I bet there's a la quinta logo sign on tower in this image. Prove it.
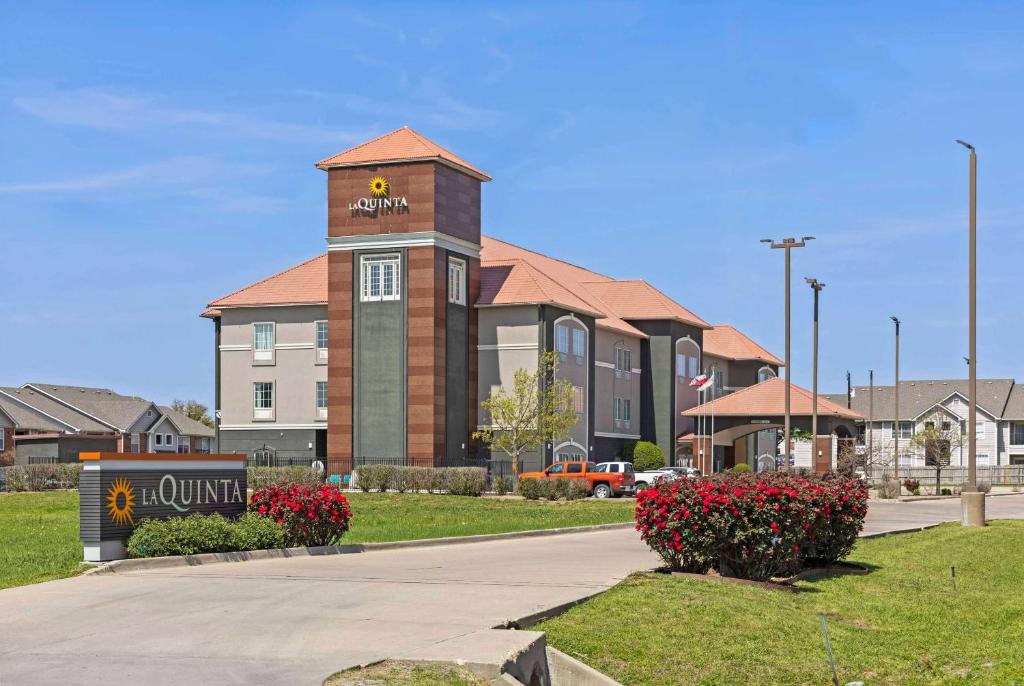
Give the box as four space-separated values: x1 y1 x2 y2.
349 175 410 215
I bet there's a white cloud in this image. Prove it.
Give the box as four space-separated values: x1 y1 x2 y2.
0 156 221 193
13 86 363 144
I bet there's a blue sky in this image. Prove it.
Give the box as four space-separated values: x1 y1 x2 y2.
2 1 1022 408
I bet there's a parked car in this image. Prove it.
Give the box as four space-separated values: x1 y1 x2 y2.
519 461 633 498
633 466 702 491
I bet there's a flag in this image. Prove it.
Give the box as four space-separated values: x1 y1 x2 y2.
689 374 709 388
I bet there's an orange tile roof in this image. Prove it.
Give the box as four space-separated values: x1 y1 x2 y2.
315 126 491 181
580 280 710 329
204 254 327 315
203 237 710 340
703 324 783 366
681 377 863 419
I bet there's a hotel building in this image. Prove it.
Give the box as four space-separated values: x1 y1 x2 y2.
204 127 796 473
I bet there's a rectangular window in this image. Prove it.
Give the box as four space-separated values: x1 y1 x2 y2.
975 421 986 438
1012 423 1024 446
623 398 631 422
360 254 401 302
254 382 274 420
555 324 569 354
253 322 274 361
614 348 631 374
572 328 585 358
0 430 4 452
178 436 189 454
155 434 162 446
942 421 952 432
448 257 466 305
573 385 585 414
164 434 175 448
315 321 328 360
131 433 140 453
688 355 699 379
898 421 913 439
880 421 893 437
977 453 990 466
316 381 328 421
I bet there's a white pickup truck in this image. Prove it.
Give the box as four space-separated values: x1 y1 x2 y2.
632 467 701 491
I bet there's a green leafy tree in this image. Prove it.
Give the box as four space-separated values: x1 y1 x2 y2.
910 411 964 495
172 399 215 429
632 441 666 471
473 351 578 479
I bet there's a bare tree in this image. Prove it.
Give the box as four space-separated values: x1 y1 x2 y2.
910 411 965 495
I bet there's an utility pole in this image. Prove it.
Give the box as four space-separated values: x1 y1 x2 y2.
762 236 814 470
957 139 985 526
806 278 825 466
868 370 874 472
846 371 852 409
891 316 901 486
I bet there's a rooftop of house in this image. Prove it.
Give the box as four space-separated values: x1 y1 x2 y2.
0 386 110 433
25 383 156 432
683 377 863 420
314 126 491 181
703 324 784 367
157 406 215 438
822 378 1020 421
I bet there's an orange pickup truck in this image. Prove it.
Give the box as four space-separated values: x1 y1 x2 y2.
519 461 634 498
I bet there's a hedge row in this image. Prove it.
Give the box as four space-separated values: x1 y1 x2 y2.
247 465 321 490
353 465 488 496
519 478 589 501
635 472 868 580
126 512 286 558
1 464 82 491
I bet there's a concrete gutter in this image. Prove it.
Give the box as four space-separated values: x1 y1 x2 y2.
84 522 634 575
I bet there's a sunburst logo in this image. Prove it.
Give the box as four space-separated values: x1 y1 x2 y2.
369 176 389 197
106 477 135 526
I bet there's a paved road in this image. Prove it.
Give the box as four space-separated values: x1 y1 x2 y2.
2 496 1022 686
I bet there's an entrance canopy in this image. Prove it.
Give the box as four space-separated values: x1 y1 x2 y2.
682 377 863 422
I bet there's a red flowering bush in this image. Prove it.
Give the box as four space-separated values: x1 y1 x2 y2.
635 472 868 581
249 482 352 547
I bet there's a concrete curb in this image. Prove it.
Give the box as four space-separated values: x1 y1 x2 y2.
859 522 945 539
84 522 635 575
546 647 625 686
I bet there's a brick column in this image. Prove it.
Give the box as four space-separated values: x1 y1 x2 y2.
327 251 354 471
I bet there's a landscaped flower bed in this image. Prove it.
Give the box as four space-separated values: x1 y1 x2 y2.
634 472 868 581
249 482 352 547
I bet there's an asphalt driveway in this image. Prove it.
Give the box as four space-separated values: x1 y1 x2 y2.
1 495 1022 686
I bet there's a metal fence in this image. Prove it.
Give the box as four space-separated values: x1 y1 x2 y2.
241 453 519 481
866 465 1024 486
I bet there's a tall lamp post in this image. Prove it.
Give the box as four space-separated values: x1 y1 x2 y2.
957 139 985 527
762 236 814 470
891 316 901 486
805 278 825 467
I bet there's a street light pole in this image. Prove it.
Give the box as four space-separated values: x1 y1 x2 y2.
957 138 985 526
891 316 901 486
806 278 825 465
763 236 814 471
868 369 874 469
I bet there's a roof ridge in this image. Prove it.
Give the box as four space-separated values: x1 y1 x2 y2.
484 236 615 281
315 126 409 167
208 253 326 307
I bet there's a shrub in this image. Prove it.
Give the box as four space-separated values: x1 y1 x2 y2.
519 478 543 500
247 466 320 490
635 472 868 580
731 463 753 473
354 464 395 493
231 512 289 551
551 477 572 500
632 441 665 472
567 480 590 500
249 483 352 547
903 479 920 494
127 513 236 558
491 474 514 495
406 467 433 493
877 472 900 499
941 487 953 496
1 464 82 492
445 467 488 496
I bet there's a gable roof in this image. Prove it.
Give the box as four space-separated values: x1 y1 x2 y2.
158 406 215 438
682 377 863 419
826 379 1016 421
702 324 783 366
480 236 709 334
1004 384 1024 420
315 126 491 181
24 384 157 432
478 259 605 320
0 387 109 433
204 254 328 316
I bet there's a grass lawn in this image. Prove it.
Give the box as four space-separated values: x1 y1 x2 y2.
343 492 634 543
0 490 633 589
324 660 488 685
539 521 1024 686
0 491 86 589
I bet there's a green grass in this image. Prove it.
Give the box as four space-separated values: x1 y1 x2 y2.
324 660 488 685
0 491 86 589
342 492 634 543
0 490 633 589
539 520 1024 685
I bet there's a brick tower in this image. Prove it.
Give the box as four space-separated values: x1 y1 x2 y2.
315 127 490 471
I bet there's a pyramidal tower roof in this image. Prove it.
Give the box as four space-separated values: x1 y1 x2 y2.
315 126 491 181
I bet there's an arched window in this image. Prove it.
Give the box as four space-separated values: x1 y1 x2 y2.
757 366 777 383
